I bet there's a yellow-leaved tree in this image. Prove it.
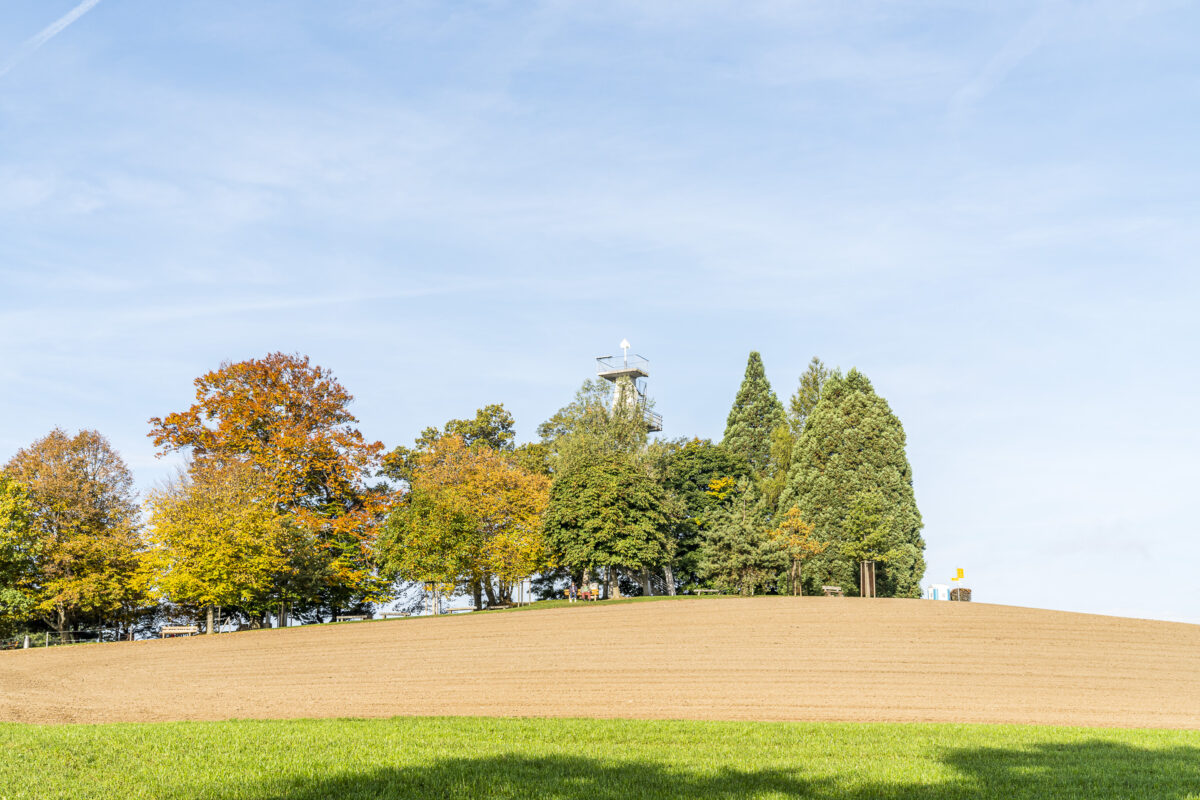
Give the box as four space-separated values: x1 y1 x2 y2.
145 460 299 632
379 435 550 609
768 506 826 596
4 429 150 636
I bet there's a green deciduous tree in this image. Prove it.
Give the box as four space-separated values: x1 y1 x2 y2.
384 404 518 483
780 369 925 597
542 454 671 597
722 351 786 476
4 429 150 634
538 379 648 475
647 438 749 592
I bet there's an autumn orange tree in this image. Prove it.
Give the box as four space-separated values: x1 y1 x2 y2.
768 506 826 596
149 353 396 620
4 429 150 635
378 434 550 609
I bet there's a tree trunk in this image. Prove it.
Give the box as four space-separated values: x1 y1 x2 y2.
663 564 676 596
206 606 215 634
611 567 622 599
860 561 876 598
640 566 653 597
472 579 483 610
483 579 498 608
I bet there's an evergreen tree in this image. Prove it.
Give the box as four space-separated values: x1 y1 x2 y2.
779 369 925 597
759 423 795 512
722 352 785 476
788 356 832 436
695 478 783 595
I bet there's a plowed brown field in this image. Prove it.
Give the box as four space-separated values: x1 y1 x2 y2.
3 598 1198 728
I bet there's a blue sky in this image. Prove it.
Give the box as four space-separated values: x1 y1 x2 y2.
2 1 1198 623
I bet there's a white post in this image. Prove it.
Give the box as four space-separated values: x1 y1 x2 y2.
23 635 30 649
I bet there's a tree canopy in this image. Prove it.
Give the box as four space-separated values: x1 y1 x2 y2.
145 460 297 620
768 506 825 596
3 429 149 633
148 352 396 611
538 379 649 474
695 477 782 595
384 403 518 483
379 433 550 608
787 356 832 436
648 438 749 588
721 351 786 476
542 453 671 582
780 369 924 597
0 473 36 636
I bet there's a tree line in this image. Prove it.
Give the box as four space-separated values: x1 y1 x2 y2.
0 349 924 638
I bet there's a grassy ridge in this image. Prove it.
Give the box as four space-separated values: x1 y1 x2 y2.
3 717 1198 799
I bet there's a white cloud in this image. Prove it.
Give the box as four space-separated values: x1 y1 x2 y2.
0 0 104 78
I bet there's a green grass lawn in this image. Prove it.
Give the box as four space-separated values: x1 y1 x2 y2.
3 717 1198 799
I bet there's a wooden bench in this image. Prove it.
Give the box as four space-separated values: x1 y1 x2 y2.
821 586 845 597
335 615 368 622
377 612 410 619
160 625 199 638
693 588 719 595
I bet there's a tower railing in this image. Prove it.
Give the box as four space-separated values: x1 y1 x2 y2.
596 354 650 376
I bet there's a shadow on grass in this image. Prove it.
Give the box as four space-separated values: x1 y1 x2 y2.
858 740 1200 800
240 754 811 800
234 740 1200 800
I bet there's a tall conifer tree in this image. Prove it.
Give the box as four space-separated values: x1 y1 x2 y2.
722 352 786 476
788 356 832 436
780 369 925 597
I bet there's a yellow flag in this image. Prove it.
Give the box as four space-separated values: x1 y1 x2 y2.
954 568 964 581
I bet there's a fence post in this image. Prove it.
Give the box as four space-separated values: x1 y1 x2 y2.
23 635 30 649
45 632 49 647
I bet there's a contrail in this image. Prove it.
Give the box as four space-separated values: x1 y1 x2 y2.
0 0 104 78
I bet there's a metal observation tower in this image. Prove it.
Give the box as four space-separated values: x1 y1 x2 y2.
595 339 663 432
